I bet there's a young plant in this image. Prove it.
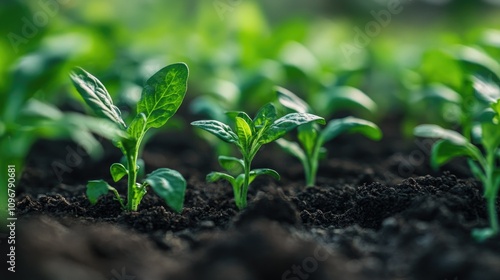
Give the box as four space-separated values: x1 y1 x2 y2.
275 87 382 187
414 76 500 241
70 63 189 212
191 103 325 209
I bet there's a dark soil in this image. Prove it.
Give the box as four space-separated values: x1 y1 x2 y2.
2 118 500 280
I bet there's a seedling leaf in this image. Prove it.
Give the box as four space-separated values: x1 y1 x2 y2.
144 168 186 212
70 67 126 128
260 113 325 144
430 139 483 169
86 180 113 204
110 163 128 182
320 117 382 143
138 63 189 129
191 120 238 143
276 86 310 113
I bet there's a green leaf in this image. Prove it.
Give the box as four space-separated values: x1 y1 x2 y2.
468 159 486 183
260 113 325 144
298 123 318 155
191 120 238 143
110 163 128 182
218 156 244 174
253 103 277 129
235 116 252 146
451 46 500 79
481 122 500 152
430 139 483 169
249 168 280 183
70 67 126 128
137 63 189 130
276 86 311 113
472 75 500 103
226 111 252 125
323 86 377 114
414 124 468 145
206 172 235 185
144 168 186 212
86 180 114 204
412 84 462 104
320 117 382 144
127 113 147 140
275 138 306 163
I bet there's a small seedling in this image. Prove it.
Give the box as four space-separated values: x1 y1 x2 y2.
191 103 325 209
275 87 382 186
70 63 189 212
414 76 500 241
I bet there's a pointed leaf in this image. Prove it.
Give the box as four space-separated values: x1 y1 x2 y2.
414 124 468 145
138 63 189 129
127 112 147 140
260 113 325 144
206 172 235 185
323 86 377 114
320 117 382 144
226 111 252 125
191 120 238 143
298 123 319 155
70 67 126 128
276 86 311 113
144 168 186 212
249 168 280 183
86 180 114 204
253 103 277 129
218 156 244 174
235 116 252 146
275 139 306 162
431 139 483 169
110 163 128 182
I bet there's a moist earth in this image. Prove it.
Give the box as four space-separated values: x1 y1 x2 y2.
3 122 500 280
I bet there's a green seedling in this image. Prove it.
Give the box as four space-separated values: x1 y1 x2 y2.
275 87 382 187
414 76 500 241
70 63 189 212
191 103 325 209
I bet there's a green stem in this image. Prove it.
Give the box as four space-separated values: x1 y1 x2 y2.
305 140 323 187
240 155 251 210
484 150 499 235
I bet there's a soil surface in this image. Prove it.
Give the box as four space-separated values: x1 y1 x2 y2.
2 117 500 280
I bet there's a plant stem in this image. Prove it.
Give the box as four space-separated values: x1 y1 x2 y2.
484 150 499 235
240 155 251 210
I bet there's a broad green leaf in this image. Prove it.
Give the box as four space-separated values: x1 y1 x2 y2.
218 156 244 174
144 168 186 212
70 67 126 128
275 139 306 163
253 103 277 129
481 122 500 152
249 168 280 183
412 84 462 104
191 120 238 143
276 86 310 113
110 163 128 182
137 63 189 129
260 113 325 144
298 123 318 155
127 113 147 140
206 172 235 185
473 76 500 103
430 139 483 169
323 86 377 114
86 180 114 204
320 117 382 144
414 124 468 145
235 116 252 146
451 45 500 79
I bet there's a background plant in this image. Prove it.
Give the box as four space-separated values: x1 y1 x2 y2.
191 103 325 209
275 87 382 186
414 76 500 241
70 63 189 212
